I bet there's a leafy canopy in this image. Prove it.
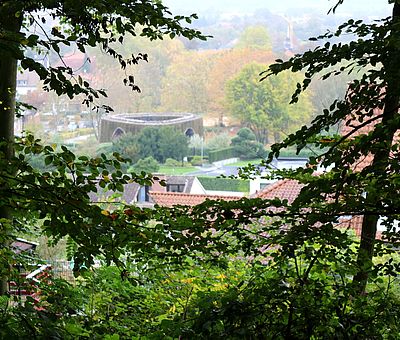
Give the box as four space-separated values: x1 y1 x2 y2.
226 62 314 144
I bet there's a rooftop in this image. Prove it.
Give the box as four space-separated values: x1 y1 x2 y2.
150 191 241 207
255 179 303 204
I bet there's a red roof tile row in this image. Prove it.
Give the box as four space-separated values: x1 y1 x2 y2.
149 191 241 208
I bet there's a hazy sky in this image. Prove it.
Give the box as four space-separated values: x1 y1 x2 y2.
164 0 391 18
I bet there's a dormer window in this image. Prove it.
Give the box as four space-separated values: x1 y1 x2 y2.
166 184 185 193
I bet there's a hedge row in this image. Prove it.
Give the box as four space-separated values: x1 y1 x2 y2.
208 147 237 163
198 176 249 193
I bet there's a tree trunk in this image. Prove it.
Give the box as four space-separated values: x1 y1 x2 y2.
273 131 280 144
0 5 22 295
352 3 400 293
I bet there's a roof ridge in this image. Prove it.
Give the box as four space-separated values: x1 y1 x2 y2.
149 191 241 199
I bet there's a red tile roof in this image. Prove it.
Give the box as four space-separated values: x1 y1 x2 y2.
11 238 38 254
151 180 383 240
149 191 241 207
255 180 385 240
337 215 382 239
341 107 382 137
255 179 303 204
341 107 400 171
341 112 377 172
337 215 363 237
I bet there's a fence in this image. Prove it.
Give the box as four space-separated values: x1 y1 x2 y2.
46 260 75 283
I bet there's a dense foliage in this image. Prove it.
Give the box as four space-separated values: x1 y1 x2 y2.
130 156 160 174
111 127 189 164
1 0 400 338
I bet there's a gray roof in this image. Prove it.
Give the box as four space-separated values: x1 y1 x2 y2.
165 176 195 193
88 175 198 204
88 182 141 204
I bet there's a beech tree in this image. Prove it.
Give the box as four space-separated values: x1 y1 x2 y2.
160 50 217 113
263 0 400 293
235 25 272 50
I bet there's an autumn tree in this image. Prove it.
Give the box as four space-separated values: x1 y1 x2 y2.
92 36 185 115
160 50 217 114
309 63 361 118
207 48 275 126
226 62 314 144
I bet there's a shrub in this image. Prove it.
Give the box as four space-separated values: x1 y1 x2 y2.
164 158 182 167
206 133 231 150
231 128 267 160
130 156 159 173
190 156 205 166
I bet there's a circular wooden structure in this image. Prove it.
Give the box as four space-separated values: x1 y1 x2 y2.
99 113 204 143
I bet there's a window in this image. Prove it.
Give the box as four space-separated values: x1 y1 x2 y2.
166 184 185 193
137 186 150 202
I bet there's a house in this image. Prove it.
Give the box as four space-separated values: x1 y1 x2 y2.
90 175 207 207
16 70 41 96
8 238 51 305
254 178 303 203
149 191 241 207
253 178 371 237
11 238 38 254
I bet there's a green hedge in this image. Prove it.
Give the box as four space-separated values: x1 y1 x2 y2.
198 176 249 193
208 147 237 163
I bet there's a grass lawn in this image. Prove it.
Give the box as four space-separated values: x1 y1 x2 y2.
157 166 197 175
